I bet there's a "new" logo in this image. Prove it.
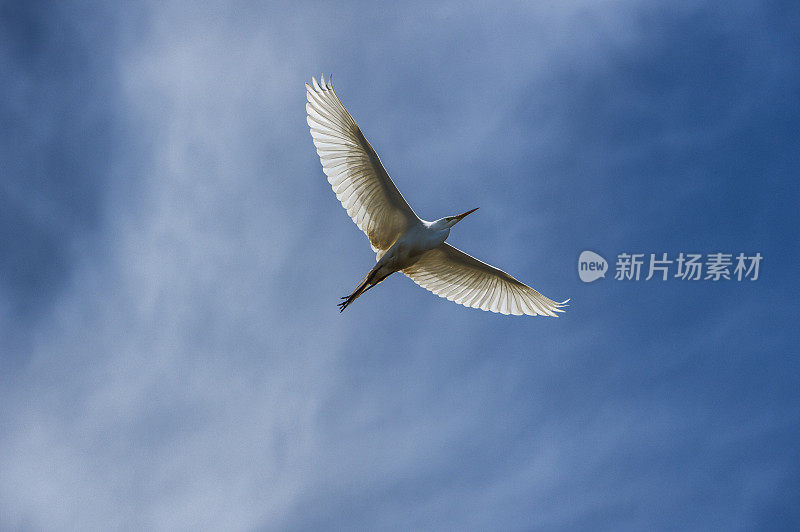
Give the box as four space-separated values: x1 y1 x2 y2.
578 251 608 283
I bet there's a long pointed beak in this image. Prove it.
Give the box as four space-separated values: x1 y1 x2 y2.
455 207 479 221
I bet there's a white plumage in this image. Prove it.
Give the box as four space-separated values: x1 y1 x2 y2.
306 75 568 316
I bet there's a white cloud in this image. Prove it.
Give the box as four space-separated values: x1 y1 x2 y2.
3 1 788 530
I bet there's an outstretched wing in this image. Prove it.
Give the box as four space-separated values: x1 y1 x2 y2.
306 75 419 252
403 243 569 316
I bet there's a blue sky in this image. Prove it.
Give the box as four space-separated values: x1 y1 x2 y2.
1 1 798 529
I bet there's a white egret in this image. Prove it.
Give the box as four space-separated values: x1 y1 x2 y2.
306 75 569 316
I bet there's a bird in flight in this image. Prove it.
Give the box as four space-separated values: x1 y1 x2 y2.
306 75 568 316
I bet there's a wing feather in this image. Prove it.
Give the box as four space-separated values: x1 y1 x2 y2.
306 76 419 252
404 243 569 317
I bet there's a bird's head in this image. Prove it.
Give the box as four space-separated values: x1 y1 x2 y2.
439 207 479 228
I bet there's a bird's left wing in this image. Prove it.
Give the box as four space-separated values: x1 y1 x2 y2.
306 75 419 252
403 243 569 316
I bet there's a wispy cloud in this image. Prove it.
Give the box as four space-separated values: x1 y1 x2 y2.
1 1 798 529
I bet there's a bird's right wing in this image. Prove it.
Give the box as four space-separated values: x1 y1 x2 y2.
306 75 419 252
403 243 569 316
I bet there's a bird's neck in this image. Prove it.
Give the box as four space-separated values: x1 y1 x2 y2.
423 220 451 245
